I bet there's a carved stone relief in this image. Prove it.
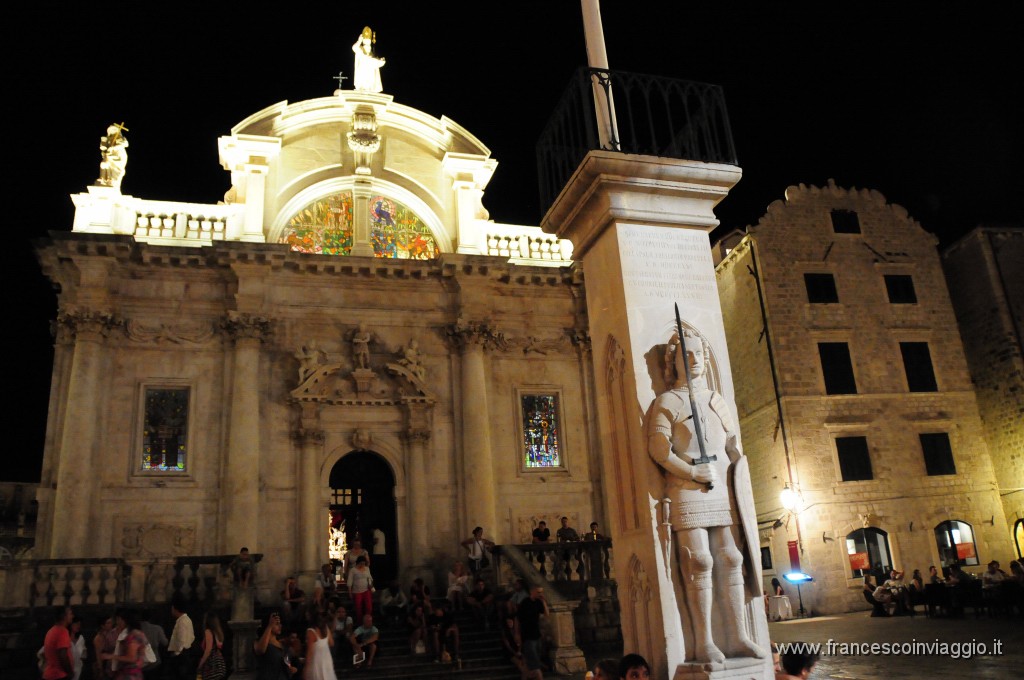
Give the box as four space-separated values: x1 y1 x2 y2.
121 522 196 559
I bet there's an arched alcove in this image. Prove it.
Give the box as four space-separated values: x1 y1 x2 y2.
329 450 398 583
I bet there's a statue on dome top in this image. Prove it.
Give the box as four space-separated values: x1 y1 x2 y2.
96 123 129 190
352 26 385 93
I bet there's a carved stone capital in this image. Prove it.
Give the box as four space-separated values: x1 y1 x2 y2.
52 307 122 344
570 328 592 353
403 429 431 444
221 312 273 342
445 321 508 352
294 428 326 445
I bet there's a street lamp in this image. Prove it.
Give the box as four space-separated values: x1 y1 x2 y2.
780 483 800 512
783 571 813 617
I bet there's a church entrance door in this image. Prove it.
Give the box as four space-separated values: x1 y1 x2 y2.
329 450 397 584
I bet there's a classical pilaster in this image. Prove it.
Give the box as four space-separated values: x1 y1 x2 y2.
49 308 121 557
447 322 507 541
221 312 272 553
402 428 431 564
295 424 326 579
350 181 375 257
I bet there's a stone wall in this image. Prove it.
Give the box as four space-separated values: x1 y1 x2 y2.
942 228 1024 548
716 182 1014 614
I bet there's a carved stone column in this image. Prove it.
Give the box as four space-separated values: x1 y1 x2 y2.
49 308 120 557
222 312 272 553
403 428 431 564
296 419 325 580
448 323 505 541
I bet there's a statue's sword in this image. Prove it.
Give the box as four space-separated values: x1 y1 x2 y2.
675 303 716 490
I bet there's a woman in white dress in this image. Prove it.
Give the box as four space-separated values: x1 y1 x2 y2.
447 561 470 611
304 611 335 680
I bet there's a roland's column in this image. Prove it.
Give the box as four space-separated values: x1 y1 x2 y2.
542 151 770 679
222 311 272 553
449 323 499 540
49 307 119 557
296 415 325 579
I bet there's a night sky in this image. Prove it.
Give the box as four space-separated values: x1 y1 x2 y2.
4 2 1020 481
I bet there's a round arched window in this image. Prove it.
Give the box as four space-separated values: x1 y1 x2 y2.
280 191 439 259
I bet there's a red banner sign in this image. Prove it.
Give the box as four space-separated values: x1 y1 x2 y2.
788 540 801 572
955 542 976 560
848 551 870 570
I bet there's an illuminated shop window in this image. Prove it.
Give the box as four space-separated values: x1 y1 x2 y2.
934 520 979 569
521 394 562 469
141 387 189 472
846 527 892 578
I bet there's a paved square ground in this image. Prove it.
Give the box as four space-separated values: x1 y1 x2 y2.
769 610 1022 678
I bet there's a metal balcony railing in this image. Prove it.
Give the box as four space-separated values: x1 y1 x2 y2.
537 67 738 214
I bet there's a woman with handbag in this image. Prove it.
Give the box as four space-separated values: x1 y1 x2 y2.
460 526 494 575
196 613 226 680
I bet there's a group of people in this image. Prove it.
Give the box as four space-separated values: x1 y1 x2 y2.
38 595 222 680
530 517 606 544
862 558 1024 617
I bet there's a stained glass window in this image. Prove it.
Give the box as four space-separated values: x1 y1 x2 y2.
141 388 189 472
280 192 354 255
280 191 439 259
369 195 439 259
522 394 562 468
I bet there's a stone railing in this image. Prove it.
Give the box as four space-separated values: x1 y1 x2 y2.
28 558 131 609
172 553 262 607
492 539 613 598
485 230 574 264
133 201 235 242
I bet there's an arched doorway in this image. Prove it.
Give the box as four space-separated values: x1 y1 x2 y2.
329 450 397 583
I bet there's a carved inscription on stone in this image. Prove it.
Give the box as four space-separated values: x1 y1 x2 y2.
619 226 717 302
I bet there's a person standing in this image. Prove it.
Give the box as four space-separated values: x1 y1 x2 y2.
347 556 375 624
166 595 195 680
196 612 226 680
556 517 579 543
139 610 167 680
42 606 75 680
516 586 549 680
460 527 494 576
69 617 87 680
531 521 551 544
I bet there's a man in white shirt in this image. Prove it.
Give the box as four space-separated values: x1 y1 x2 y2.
166 595 195 680
982 561 1007 589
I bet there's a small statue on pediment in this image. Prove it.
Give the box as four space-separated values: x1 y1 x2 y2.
398 339 427 381
295 339 325 384
97 123 129 189
351 323 375 370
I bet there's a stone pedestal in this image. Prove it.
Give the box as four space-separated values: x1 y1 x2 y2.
351 368 377 395
547 601 588 675
542 151 770 679
674 657 768 680
228 618 259 674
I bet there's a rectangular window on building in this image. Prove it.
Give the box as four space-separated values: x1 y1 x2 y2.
818 342 857 394
836 436 873 481
760 546 773 571
140 387 190 472
830 209 861 234
920 433 957 475
804 273 839 303
521 393 563 469
884 274 917 304
900 342 938 392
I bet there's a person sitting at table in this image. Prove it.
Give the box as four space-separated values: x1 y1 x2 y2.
881 569 914 615
928 565 944 584
981 561 1007 589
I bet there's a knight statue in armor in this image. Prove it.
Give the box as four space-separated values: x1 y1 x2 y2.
646 328 766 665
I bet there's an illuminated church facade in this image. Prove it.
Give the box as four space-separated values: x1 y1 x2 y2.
35 86 600 596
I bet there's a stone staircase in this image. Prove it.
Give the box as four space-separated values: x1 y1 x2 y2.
321 600 522 680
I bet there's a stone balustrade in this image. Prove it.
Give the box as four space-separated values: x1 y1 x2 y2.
28 558 131 609
485 227 574 265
